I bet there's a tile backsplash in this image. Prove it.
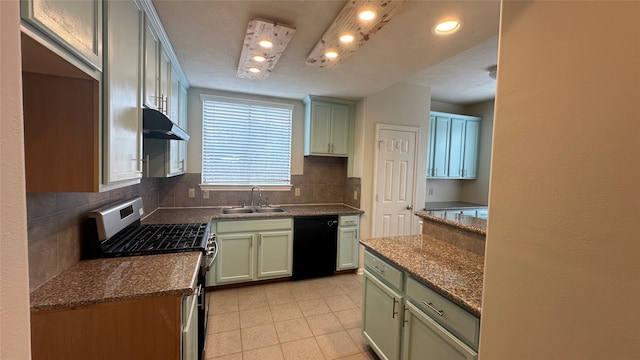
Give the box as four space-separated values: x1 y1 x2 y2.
26 156 360 292
158 156 361 209
26 178 160 292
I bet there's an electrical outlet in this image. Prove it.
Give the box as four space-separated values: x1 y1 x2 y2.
188 188 195 198
353 191 358 200
295 187 300 197
202 190 209 199
428 187 434 196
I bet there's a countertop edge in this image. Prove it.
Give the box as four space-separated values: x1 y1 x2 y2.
415 210 487 236
142 203 365 223
30 289 189 312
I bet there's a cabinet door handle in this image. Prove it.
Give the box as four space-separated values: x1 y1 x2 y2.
142 155 150 177
372 266 384 276
392 297 399 319
422 301 444 316
403 305 409 326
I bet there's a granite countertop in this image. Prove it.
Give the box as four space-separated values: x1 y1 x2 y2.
30 252 201 312
416 209 487 235
424 201 487 210
142 203 364 224
361 234 484 317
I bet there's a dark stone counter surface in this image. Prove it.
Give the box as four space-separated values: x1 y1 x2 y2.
424 201 487 210
30 252 201 311
142 203 363 224
361 234 484 317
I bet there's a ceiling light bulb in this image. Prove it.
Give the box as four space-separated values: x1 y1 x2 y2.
248 67 261 73
258 40 273 49
252 55 266 62
339 34 355 43
359 10 376 21
434 20 462 34
325 51 339 59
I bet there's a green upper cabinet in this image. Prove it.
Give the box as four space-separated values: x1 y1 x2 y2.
103 0 143 184
462 120 480 178
21 0 103 71
427 112 481 180
428 115 452 178
143 14 159 110
303 96 355 157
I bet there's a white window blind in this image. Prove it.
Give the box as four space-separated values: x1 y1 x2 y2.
201 95 293 186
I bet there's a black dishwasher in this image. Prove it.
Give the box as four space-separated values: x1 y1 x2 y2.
292 216 338 280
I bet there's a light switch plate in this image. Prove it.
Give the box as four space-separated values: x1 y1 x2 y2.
202 190 209 199
188 188 195 198
295 187 300 196
353 191 358 200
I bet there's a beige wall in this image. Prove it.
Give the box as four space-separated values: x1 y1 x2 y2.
357 82 431 239
480 1 640 359
460 99 494 205
186 87 305 176
1 0 32 357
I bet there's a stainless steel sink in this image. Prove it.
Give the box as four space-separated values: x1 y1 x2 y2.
255 207 285 213
221 206 285 215
221 208 256 214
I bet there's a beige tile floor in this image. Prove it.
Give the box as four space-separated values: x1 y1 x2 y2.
205 273 380 360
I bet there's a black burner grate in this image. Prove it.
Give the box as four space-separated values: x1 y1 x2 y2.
101 223 209 256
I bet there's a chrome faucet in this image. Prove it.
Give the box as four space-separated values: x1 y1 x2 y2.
249 186 262 207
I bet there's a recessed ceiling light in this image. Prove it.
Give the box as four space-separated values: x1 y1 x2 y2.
258 40 273 49
252 55 266 62
325 51 339 59
359 10 376 21
339 34 355 43
434 20 462 35
248 67 261 73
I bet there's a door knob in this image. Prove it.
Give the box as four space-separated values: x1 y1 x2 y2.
406 205 413 210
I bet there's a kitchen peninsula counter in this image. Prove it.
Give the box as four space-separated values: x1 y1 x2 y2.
30 252 201 311
142 203 364 224
416 209 487 235
361 234 484 317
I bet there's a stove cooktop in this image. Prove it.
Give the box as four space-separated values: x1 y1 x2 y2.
101 223 209 257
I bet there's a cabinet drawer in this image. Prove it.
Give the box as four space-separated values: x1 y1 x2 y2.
339 215 359 226
217 218 293 233
406 277 480 350
363 250 403 291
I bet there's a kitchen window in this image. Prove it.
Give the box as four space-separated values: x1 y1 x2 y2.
201 95 293 190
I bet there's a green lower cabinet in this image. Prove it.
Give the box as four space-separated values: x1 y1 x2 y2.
402 301 477 360
362 270 403 360
256 230 293 279
212 218 293 286
216 233 255 284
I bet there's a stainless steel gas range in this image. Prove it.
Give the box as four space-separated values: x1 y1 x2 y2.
88 197 216 360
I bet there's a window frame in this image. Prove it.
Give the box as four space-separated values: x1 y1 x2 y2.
199 94 294 191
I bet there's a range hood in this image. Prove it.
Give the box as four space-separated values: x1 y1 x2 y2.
142 108 190 141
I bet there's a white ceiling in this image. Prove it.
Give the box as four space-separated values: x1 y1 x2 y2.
152 0 500 104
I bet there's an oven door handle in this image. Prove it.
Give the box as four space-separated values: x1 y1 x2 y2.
206 239 218 271
195 284 204 309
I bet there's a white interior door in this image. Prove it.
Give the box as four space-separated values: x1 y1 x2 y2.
373 125 418 237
